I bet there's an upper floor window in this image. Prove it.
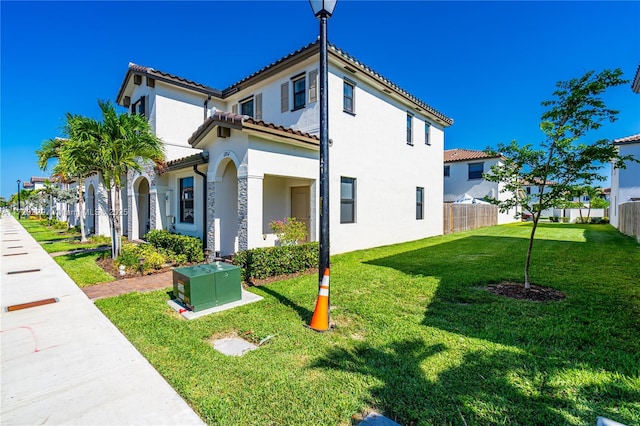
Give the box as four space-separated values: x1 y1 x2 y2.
180 177 194 224
131 96 146 117
343 79 355 114
240 97 254 117
425 123 431 145
468 162 484 180
340 177 356 224
444 165 450 177
292 75 306 110
416 187 424 220
406 114 413 145
526 187 532 195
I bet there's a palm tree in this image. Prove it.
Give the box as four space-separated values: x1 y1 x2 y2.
37 135 92 242
69 100 165 257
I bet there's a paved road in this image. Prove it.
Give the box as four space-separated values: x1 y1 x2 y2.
1 214 204 425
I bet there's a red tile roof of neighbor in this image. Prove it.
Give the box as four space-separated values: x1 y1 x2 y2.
444 148 502 163
613 134 640 145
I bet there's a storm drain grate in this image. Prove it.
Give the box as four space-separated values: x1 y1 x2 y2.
5 298 59 312
6 269 40 275
3 253 28 257
2 239 20 242
7 246 23 249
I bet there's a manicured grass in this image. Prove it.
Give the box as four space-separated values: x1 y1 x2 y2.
42 240 108 254
55 252 114 287
19 218 80 242
96 223 640 425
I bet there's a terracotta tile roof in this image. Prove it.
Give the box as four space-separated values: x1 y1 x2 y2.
520 178 556 186
444 149 501 163
188 110 319 147
159 151 209 174
613 133 640 145
116 63 221 104
30 176 49 183
23 182 34 189
222 41 452 125
118 41 452 126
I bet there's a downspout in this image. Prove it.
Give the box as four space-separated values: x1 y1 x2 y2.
193 164 208 257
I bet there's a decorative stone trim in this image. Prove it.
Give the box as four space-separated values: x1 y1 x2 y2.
237 177 248 251
206 181 216 262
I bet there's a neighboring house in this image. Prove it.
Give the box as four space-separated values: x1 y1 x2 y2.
610 133 640 228
443 148 519 224
98 40 452 257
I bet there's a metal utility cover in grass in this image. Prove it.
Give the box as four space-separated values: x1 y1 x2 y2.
212 337 258 356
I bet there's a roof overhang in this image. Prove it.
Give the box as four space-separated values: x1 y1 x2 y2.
189 110 318 149
161 151 209 174
116 63 222 107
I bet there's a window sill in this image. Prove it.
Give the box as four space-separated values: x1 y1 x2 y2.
291 105 306 112
343 110 356 116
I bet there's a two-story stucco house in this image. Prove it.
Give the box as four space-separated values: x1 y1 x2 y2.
610 134 640 228
100 41 452 258
443 148 519 224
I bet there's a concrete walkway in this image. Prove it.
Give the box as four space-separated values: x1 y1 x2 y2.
0 214 204 425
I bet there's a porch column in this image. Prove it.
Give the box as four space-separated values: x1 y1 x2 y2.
245 175 264 250
237 177 248 251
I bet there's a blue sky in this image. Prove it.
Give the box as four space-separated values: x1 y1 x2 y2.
2 1 639 199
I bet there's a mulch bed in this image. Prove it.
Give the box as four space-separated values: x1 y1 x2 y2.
96 258 178 280
487 281 566 302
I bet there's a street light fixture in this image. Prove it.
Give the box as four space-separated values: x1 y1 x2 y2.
309 0 337 330
16 179 21 220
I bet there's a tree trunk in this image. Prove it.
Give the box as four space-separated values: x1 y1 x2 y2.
49 194 53 221
106 188 118 259
113 185 122 258
78 182 87 243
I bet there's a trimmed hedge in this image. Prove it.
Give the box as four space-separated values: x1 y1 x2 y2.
144 229 204 263
233 242 318 282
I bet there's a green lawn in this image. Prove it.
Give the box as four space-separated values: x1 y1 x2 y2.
54 252 114 287
96 223 640 425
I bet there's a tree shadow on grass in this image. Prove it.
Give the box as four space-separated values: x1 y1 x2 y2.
310 338 596 424
364 234 640 424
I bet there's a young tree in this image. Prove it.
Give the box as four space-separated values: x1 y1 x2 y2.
484 69 636 289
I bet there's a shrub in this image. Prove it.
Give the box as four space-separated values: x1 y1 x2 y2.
138 244 167 271
116 243 169 273
269 217 307 245
234 242 318 282
601 216 610 224
116 244 142 270
90 235 111 244
144 229 204 263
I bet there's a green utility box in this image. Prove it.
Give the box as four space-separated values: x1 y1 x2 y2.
173 262 241 312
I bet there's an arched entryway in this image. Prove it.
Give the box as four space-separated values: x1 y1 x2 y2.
86 184 96 235
217 160 238 256
136 177 151 239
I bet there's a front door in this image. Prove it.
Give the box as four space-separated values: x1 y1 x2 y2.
291 186 310 242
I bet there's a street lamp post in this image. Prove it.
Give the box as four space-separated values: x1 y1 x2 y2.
16 180 21 220
308 0 336 331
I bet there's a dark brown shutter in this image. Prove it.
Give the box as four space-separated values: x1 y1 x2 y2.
308 70 318 103
281 82 289 113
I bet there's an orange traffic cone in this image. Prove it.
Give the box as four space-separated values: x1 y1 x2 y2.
309 268 331 331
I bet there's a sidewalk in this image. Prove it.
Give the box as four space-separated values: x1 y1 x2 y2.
0 214 204 425
82 270 173 300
